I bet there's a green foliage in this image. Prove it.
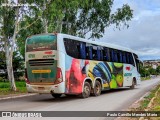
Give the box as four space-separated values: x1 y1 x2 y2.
0 82 10 88
0 81 26 89
0 1 133 84
0 81 27 95
148 67 157 75
17 16 44 58
69 0 133 39
140 65 150 77
16 0 133 57
0 51 24 80
0 51 7 79
156 66 160 74
140 64 160 77
15 81 26 87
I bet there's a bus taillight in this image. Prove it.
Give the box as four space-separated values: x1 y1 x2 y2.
55 67 63 84
25 69 30 84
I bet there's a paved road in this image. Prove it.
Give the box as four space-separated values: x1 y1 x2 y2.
0 77 160 120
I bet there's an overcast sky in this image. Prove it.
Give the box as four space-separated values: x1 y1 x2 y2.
99 0 160 60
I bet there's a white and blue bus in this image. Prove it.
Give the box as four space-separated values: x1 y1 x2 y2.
25 33 141 98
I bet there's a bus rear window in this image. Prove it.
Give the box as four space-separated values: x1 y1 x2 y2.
26 35 57 52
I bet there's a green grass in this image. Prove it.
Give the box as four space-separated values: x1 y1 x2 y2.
128 85 160 120
137 86 158 111
0 80 27 95
151 87 160 111
141 76 151 81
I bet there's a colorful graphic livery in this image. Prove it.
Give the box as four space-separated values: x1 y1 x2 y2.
25 33 141 98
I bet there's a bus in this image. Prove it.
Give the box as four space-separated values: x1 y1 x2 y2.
25 33 141 98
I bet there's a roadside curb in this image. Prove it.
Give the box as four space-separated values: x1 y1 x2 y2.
128 85 158 110
0 93 38 100
126 77 160 110
115 83 159 120
139 85 160 120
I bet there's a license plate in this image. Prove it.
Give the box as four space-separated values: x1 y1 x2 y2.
32 70 51 73
38 87 45 90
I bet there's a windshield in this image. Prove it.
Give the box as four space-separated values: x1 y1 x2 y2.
26 35 57 52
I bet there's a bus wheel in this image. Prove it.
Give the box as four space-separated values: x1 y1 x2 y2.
130 80 136 89
92 81 101 96
80 82 91 98
51 94 62 98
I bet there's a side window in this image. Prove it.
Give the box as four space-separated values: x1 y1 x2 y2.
91 45 104 61
122 52 127 63
110 49 114 62
100 47 104 61
92 45 98 60
97 47 100 60
128 53 135 66
125 52 134 65
110 49 119 62
103 47 109 61
97 46 103 61
64 38 80 59
114 50 118 62
116 50 122 63
126 53 130 64
80 42 86 59
118 51 123 63
86 44 93 60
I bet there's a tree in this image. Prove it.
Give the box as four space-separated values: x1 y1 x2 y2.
75 0 133 39
0 51 24 81
0 2 18 91
12 51 24 80
44 0 133 39
17 0 133 58
140 66 150 77
156 66 160 75
0 51 7 80
148 67 157 75
0 0 133 91
0 0 38 91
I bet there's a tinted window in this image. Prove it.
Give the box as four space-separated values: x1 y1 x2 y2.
63 38 134 64
110 49 119 62
80 42 86 59
92 46 98 60
100 47 104 61
86 45 93 59
110 49 114 62
64 38 80 58
122 52 127 63
128 53 134 65
114 50 118 62
118 51 123 63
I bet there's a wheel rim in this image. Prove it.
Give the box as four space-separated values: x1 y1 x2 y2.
84 85 90 97
96 84 100 94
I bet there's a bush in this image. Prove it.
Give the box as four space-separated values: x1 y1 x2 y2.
16 81 26 87
0 51 24 80
14 71 24 80
0 82 10 88
0 76 7 82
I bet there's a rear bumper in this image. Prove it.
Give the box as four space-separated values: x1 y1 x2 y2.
26 82 65 94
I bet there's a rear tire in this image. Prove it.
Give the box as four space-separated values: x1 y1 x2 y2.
79 82 91 98
130 80 136 89
92 81 101 96
51 94 62 98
